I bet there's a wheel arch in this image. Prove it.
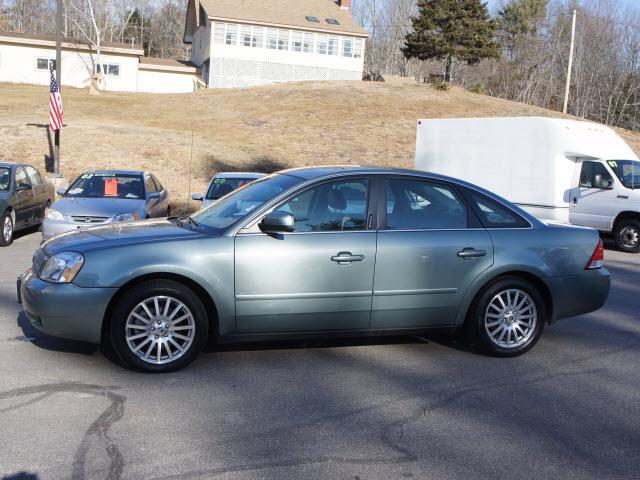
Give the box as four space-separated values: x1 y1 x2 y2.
101 272 219 343
459 270 554 327
613 211 640 231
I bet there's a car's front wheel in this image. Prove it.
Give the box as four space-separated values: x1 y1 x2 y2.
0 210 14 247
108 280 209 372
614 219 640 253
467 277 546 357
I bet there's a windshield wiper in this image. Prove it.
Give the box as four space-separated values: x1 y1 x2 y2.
176 215 199 229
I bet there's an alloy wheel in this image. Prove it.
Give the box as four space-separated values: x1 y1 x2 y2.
3 215 12 243
125 295 196 365
484 289 537 349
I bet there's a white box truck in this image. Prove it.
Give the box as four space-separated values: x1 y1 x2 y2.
415 117 640 252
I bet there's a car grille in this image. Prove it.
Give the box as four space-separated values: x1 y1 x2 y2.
32 249 48 277
70 216 109 224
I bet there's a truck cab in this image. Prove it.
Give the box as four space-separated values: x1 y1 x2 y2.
571 158 640 252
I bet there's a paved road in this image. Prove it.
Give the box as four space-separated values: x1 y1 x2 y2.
0 230 638 480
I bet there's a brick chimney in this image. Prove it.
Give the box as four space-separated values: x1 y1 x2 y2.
339 0 350 10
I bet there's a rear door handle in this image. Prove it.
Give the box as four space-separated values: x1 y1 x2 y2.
457 248 487 259
331 252 365 264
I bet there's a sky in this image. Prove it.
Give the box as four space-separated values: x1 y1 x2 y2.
485 0 636 14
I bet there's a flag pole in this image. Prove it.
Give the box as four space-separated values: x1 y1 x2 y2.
53 0 62 176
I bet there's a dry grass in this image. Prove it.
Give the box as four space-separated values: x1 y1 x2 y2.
2 81 639 212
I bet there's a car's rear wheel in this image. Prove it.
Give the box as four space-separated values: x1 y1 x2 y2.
1 210 14 247
467 277 545 357
166 206 172 217
614 219 640 253
109 280 208 372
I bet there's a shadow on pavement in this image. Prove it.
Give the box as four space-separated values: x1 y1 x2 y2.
16 311 98 356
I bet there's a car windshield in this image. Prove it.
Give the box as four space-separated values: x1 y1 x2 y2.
206 177 260 200
0 168 9 191
65 173 145 199
192 174 304 231
607 160 640 189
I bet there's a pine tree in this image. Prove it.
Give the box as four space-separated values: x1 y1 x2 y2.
402 0 500 82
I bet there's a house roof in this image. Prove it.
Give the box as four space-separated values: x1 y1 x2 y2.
0 30 144 55
185 0 368 42
139 57 198 73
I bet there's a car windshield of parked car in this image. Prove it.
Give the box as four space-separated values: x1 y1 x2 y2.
65 173 145 199
192 174 304 230
607 160 640 189
0 168 9 191
206 177 258 200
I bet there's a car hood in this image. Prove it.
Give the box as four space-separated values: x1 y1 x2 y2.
52 196 146 217
42 219 208 255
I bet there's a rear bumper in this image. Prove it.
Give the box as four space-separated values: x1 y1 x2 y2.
545 268 611 323
19 270 116 344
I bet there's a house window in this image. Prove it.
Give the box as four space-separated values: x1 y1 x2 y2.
353 38 363 58
214 22 225 44
266 28 278 49
241 25 253 47
342 38 353 57
253 27 264 48
277 29 289 51
327 37 339 56
37 58 55 70
96 63 120 76
316 34 328 55
225 24 238 45
292 31 303 52
303 33 314 53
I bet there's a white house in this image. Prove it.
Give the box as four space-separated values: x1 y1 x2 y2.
183 0 368 88
0 31 200 93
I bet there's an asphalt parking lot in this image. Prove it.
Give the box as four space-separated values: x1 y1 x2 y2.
0 230 638 480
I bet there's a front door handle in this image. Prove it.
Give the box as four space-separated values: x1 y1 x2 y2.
457 248 487 259
331 252 365 264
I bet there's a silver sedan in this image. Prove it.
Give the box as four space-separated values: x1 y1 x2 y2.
42 170 171 240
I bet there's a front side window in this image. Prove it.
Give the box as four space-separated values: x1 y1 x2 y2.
15 168 31 190
275 179 369 232
65 173 144 199
468 192 530 228
0 167 10 190
25 166 42 186
192 174 303 231
385 178 467 230
579 161 614 189
607 159 640 189
145 176 158 194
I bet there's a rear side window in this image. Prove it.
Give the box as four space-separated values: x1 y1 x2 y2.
384 178 467 230
468 192 530 229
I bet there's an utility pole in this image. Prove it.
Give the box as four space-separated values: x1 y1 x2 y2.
53 0 62 176
562 9 577 115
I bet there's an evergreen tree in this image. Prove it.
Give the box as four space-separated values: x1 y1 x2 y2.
402 0 500 82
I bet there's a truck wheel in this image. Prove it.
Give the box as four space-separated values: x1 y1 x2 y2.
108 280 209 372
1 210 14 247
467 277 546 357
614 219 640 253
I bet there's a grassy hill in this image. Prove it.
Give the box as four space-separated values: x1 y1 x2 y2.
2 81 639 212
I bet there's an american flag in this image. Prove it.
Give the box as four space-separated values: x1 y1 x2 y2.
49 65 63 131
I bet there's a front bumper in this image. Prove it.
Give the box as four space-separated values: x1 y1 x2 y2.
42 218 111 241
18 270 117 344
545 268 611 323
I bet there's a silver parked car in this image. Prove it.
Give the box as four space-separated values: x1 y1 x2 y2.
191 172 266 208
42 170 171 240
19 166 610 372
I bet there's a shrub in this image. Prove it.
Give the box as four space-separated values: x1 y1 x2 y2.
431 79 450 91
469 82 486 95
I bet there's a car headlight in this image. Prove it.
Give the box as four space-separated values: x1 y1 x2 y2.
45 208 64 221
113 212 139 223
39 251 84 283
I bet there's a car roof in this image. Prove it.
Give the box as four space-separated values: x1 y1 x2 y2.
213 172 267 178
277 165 451 181
82 169 145 176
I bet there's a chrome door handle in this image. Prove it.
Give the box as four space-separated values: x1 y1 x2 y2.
457 248 487 258
618 195 629 199
331 252 365 264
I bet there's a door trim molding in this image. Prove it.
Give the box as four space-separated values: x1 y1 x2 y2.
236 291 372 301
373 288 457 296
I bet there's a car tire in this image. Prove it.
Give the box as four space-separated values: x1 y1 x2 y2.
467 277 546 357
108 279 209 372
0 210 14 247
614 219 640 253
166 206 172 217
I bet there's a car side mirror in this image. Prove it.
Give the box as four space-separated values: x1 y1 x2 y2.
594 174 613 189
191 193 203 202
148 192 161 200
17 183 32 191
259 211 295 234
56 188 66 196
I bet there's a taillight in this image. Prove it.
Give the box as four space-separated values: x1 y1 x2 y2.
585 239 604 270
